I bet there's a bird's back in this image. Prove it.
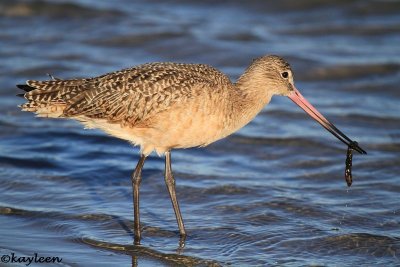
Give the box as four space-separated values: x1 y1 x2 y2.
19 62 231 123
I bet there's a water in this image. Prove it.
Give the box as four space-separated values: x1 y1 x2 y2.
0 0 399 266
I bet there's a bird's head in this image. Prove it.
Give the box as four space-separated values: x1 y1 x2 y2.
247 55 366 154
246 55 295 97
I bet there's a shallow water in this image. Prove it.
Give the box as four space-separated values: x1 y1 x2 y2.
0 0 399 266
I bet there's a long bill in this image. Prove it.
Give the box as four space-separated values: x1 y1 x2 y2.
288 87 367 154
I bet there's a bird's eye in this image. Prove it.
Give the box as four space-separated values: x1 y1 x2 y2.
281 71 289 79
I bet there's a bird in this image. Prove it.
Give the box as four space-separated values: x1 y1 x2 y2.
17 55 366 245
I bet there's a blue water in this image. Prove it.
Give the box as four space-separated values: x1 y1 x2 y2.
0 0 399 266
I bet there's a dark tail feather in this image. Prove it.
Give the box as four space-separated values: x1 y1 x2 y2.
47 73 60 81
16 93 25 98
17 84 35 92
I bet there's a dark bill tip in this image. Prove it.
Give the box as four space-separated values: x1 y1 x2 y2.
349 141 367 155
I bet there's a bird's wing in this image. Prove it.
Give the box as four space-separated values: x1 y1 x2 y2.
22 63 229 125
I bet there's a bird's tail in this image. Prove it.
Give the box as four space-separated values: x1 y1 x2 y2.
17 80 67 118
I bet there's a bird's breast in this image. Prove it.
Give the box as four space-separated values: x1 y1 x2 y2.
117 89 238 155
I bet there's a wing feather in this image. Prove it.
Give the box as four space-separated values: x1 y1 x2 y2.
18 62 231 125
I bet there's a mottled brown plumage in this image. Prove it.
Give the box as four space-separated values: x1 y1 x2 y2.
19 55 293 155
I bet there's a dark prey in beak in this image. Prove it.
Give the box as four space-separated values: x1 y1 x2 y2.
287 87 366 187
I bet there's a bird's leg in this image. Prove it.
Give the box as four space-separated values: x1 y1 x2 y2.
164 151 186 242
131 154 147 245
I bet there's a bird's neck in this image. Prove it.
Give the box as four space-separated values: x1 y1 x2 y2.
225 76 273 134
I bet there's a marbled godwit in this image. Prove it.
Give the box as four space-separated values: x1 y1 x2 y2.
17 55 366 244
